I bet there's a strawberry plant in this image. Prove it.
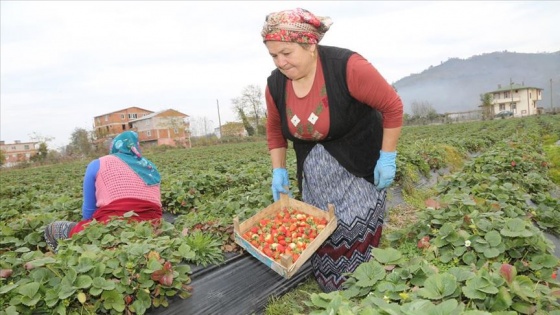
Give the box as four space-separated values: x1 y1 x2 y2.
1 115 559 314
303 248 560 314
0 216 214 314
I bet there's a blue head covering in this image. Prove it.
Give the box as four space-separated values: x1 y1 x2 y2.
109 131 161 186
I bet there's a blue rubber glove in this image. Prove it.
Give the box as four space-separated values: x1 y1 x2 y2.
271 168 290 201
374 150 397 190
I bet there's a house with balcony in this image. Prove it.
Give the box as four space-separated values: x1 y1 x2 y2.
130 109 191 148
93 107 191 148
0 140 39 167
93 107 154 140
486 83 543 117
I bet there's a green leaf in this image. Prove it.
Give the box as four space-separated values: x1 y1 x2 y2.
417 274 457 300
135 288 152 308
120 231 135 240
440 248 454 263
92 277 115 290
130 299 148 315
53 303 67 315
530 254 559 269
462 251 477 265
462 285 486 300
352 261 386 288
24 257 56 268
400 299 437 313
89 286 103 296
76 257 95 273
91 262 107 278
483 248 501 258
123 210 138 218
309 292 336 309
490 286 513 312
4 305 21 315
177 243 195 260
376 281 396 293
485 230 502 247
511 301 536 314
62 267 77 284
106 258 120 269
453 246 467 256
17 282 40 298
44 289 59 308
130 243 152 257
20 294 41 307
500 218 533 238
463 276 494 300
447 267 475 282
101 234 116 245
510 275 537 301
29 268 54 283
433 299 463 315
371 248 402 265
0 283 18 294
58 286 76 300
102 289 125 312
145 259 163 272
75 275 93 289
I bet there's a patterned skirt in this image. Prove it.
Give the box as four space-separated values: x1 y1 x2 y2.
44 221 77 253
303 144 386 292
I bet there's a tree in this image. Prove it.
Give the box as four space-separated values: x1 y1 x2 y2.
29 132 54 144
67 128 93 158
237 108 255 136
231 85 265 136
188 116 216 137
480 93 494 120
30 142 48 163
0 149 5 167
28 131 54 164
411 101 438 119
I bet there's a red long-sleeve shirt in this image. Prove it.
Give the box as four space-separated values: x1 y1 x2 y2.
266 53 403 150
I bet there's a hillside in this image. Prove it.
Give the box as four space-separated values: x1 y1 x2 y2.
393 51 560 114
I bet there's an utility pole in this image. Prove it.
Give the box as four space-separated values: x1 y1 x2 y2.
216 99 223 139
551 78 553 111
510 78 514 112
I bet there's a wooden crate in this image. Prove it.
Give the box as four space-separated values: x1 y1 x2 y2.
233 193 337 279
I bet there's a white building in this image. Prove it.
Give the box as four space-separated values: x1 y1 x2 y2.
488 83 543 117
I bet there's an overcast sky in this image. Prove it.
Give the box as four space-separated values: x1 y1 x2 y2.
2 1 559 148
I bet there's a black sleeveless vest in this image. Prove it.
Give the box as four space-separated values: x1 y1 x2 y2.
267 45 383 191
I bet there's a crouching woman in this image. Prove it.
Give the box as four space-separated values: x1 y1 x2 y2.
44 131 162 252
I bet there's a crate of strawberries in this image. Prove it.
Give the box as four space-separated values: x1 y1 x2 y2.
233 193 337 279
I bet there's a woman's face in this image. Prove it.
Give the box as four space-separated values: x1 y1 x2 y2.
265 41 316 81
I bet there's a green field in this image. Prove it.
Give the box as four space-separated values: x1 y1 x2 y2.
1 115 559 314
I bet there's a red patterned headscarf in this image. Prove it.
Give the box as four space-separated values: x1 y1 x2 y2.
261 8 333 44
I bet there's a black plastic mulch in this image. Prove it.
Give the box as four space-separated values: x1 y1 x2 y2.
151 213 313 315
147 252 312 315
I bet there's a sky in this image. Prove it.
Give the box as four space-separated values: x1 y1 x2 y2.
1 1 559 149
